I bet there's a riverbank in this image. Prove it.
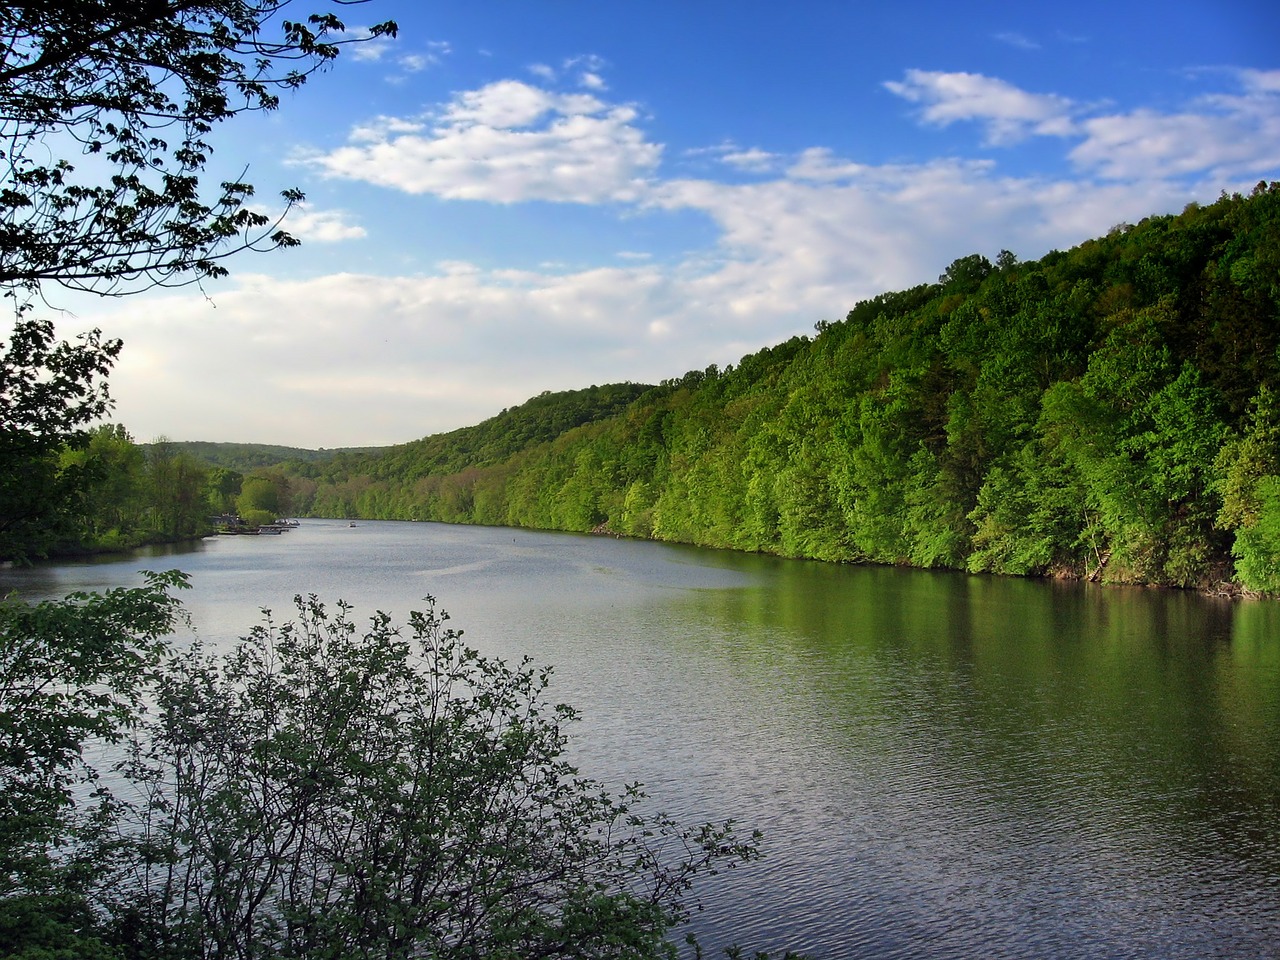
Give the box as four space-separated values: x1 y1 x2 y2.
35 528 214 564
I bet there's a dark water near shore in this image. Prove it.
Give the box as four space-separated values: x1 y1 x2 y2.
4 519 1279 958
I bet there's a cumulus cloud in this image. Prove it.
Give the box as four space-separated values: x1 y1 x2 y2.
1069 70 1280 180
347 115 427 142
397 54 431 73
1071 108 1280 180
282 206 367 242
646 157 1174 322
525 56 609 90
885 68 1280 181
302 80 661 203
885 69 1076 143
681 142 781 175
1242 68 1280 94
786 148 869 182
343 27 395 62
566 54 609 89
95 268 678 446
721 147 778 173
343 28 449 79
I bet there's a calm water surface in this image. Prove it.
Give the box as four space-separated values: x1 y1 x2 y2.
4 520 1279 958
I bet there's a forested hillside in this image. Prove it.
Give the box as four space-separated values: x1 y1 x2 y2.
288 382 654 517
283 185 1280 593
153 441 378 472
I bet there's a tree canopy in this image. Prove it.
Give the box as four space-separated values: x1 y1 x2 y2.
0 0 396 301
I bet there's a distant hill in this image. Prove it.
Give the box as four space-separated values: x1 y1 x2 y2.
148 441 384 472
289 382 656 486
161 383 655 479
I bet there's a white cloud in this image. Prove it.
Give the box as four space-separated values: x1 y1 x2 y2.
347 115 427 142
345 30 394 62
885 69 1076 143
721 147 778 173
443 80 568 127
886 68 1280 182
282 206 366 243
787 148 869 182
1242 68 1280 94
993 31 1039 51
567 54 607 71
681 142 780 174
528 56 610 90
94 268 679 446
1069 71 1280 180
397 54 430 73
302 80 662 204
1070 108 1280 180
344 29 449 77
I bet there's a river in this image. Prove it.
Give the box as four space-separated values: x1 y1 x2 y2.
4 519 1279 958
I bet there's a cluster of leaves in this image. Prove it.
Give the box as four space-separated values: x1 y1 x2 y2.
1 583 763 959
0 572 186 958
0 0 396 299
283 184 1280 594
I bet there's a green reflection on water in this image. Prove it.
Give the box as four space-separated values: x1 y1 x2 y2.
664 557 1280 873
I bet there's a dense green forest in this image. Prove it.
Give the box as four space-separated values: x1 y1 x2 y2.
0 385 654 561
22 185 1280 595
269 184 1280 596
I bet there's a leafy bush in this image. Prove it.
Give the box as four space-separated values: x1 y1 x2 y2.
2 583 760 958
1 573 186 958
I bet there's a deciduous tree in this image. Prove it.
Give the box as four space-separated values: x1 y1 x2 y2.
0 318 120 561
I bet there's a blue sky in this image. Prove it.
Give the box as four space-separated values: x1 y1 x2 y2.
60 0 1280 447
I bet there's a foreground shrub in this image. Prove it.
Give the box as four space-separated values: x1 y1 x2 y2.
105 594 758 959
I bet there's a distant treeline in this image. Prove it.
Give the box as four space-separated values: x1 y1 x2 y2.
142 440 382 472
40 184 1280 594
269 184 1280 594
2 429 233 560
